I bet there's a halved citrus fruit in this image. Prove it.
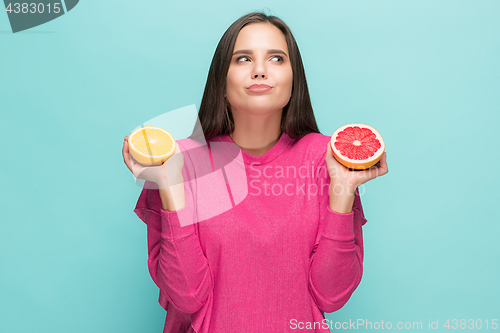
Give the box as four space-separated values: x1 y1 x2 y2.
128 126 176 166
330 123 385 170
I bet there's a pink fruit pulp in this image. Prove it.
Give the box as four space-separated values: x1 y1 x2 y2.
334 126 381 160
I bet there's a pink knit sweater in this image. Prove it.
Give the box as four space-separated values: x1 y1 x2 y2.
134 131 367 333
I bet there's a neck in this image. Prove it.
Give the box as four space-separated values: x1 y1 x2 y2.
229 108 283 157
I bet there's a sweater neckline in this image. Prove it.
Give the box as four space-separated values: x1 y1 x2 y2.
213 132 293 165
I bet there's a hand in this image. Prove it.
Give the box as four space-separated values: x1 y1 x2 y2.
122 135 184 189
324 141 388 194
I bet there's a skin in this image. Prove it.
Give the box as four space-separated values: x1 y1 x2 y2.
225 22 388 212
123 138 186 211
122 22 389 213
225 23 293 157
326 145 388 213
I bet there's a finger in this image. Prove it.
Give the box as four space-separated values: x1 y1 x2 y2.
122 137 133 171
325 141 334 160
379 152 388 173
122 138 128 158
375 152 388 176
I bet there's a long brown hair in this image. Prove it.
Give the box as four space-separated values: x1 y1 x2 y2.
190 12 320 141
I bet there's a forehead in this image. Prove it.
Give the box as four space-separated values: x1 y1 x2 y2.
234 23 288 51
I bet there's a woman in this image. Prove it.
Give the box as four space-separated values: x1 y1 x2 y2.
123 11 388 333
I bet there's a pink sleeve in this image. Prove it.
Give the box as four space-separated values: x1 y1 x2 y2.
308 173 367 313
133 143 214 314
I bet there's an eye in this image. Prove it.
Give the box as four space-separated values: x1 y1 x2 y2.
271 55 284 62
236 56 250 62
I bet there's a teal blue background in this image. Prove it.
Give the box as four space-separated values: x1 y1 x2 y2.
1 1 499 332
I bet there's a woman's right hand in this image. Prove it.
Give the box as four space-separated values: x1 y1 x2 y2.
122 135 184 189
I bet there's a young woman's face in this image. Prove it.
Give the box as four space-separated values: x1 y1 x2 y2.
226 23 293 117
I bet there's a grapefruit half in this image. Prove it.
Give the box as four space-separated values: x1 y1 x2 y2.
330 123 385 170
128 126 176 166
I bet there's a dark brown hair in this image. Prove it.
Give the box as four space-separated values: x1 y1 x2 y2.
190 11 320 141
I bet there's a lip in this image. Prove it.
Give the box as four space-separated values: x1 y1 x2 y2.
247 84 273 93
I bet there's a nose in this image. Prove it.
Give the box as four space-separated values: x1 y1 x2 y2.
251 58 267 79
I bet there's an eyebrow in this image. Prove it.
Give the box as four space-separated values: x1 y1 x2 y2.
232 49 288 57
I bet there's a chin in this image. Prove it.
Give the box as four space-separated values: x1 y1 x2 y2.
244 99 289 113
244 105 284 115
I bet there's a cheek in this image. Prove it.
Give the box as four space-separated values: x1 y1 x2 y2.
277 65 293 83
226 71 241 94
286 67 293 87
278 68 293 92
225 77 235 97
287 74 293 90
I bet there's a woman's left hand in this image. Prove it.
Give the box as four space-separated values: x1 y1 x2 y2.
325 141 388 194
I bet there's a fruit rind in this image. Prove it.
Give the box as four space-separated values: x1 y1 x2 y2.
330 123 385 170
128 126 176 166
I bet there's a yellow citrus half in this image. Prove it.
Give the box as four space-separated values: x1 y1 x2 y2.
128 126 176 166
330 123 385 170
